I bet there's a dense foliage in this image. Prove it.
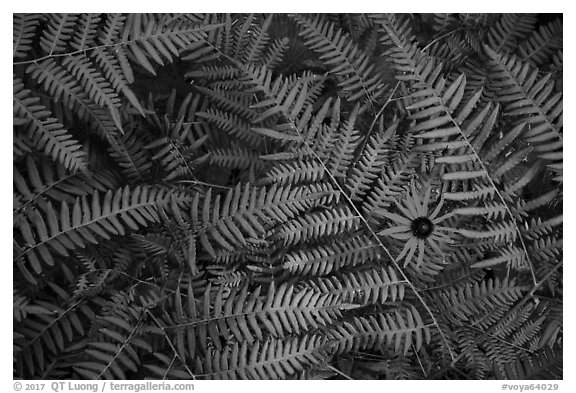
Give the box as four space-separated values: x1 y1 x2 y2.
13 13 562 380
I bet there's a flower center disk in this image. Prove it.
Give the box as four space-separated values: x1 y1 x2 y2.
411 217 434 239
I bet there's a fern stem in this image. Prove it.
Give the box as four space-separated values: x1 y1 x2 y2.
161 301 347 330
14 41 133 66
146 309 197 379
97 313 145 379
13 26 213 66
177 180 232 190
164 355 178 380
14 171 84 216
421 27 464 53
326 364 354 380
413 344 428 377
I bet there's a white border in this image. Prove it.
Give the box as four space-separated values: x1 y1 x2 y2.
3 5 572 391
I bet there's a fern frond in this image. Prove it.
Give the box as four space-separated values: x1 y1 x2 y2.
444 183 496 201
243 65 311 125
193 183 337 258
92 48 145 115
98 14 134 84
470 246 526 269
283 234 380 276
164 282 350 359
264 160 326 185
434 278 526 326
208 265 252 287
485 14 537 53
108 126 153 182
485 46 562 171
13 77 87 172
197 108 261 145
74 310 152 379
196 335 331 379
13 14 42 59
263 38 290 69
13 294 51 323
124 18 223 75
273 206 360 246
455 201 508 221
518 18 563 66
15 186 189 276
26 59 121 140
549 50 562 96
40 13 79 56
180 14 226 63
430 13 459 32
210 146 265 171
145 134 208 181
520 189 558 212
14 156 117 212
61 54 124 132
243 14 274 64
99 13 125 45
503 161 543 197
143 353 192 379
330 307 431 356
523 215 562 241
494 345 562 379
310 266 406 304
291 14 384 103
345 123 393 200
363 151 418 215
71 14 101 51
529 237 562 263
460 221 518 243
373 13 430 84
14 288 92 378
326 105 361 178
424 40 466 73
489 302 535 340
187 65 241 81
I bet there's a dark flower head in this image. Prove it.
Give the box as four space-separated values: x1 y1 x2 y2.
375 183 457 267
411 217 434 239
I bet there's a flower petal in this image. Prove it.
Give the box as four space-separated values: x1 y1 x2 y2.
429 196 445 220
407 184 423 217
397 237 417 263
434 225 459 233
427 238 445 256
391 231 415 240
396 201 416 220
379 225 410 236
402 238 418 267
374 210 411 225
417 239 425 266
432 211 455 224
430 232 454 244
413 185 426 216
422 185 432 212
